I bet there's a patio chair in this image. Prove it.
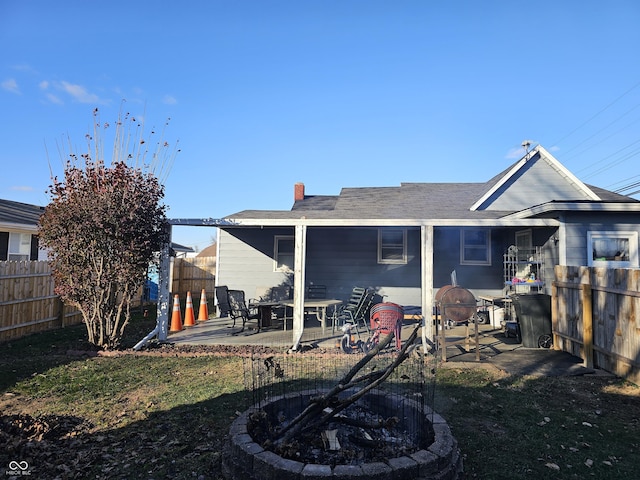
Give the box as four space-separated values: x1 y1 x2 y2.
215 286 231 319
306 284 327 299
333 287 377 335
227 289 261 333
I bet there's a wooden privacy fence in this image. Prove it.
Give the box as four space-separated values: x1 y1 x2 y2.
0 261 82 343
171 257 216 299
0 257 216 343
553 265 640 384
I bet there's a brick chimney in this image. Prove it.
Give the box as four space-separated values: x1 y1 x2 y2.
294 182 305 201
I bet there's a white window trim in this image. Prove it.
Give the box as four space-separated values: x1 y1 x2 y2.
378 228 407 264
587 231 638 268
274 235 294 272
8 232 31 262
460 229 491 266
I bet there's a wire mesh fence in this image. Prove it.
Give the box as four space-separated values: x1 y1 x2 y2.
241 345 440 432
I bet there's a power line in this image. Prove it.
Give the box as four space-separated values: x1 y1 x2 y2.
562 106 640 163
579 140 640 180
551 78 640 147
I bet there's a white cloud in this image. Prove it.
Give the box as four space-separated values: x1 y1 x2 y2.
58 81 107 104
162 94 177 105
39 80 49 90
46 92 63 105
11 185 33 192
11 64 37 74
2 78 20 94
505 147 526 160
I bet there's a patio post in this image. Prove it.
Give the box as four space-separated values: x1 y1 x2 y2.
291 224 307 350
421 225 435 352
134 223 172 350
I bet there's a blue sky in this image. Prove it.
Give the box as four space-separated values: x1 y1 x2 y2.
2 1 640 252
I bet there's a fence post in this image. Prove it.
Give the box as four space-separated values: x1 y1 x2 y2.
57 296 65 328
581 283 593 369
551 281 559 350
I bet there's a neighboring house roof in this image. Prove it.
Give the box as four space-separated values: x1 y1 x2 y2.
197 243 217 257
0 198 193 254
0 199 45 232
221 145 640 224
171 242 195 255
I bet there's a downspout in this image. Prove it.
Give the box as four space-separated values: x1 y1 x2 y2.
133 224 172 350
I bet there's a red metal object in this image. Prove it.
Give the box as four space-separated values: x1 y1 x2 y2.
370 302 404 349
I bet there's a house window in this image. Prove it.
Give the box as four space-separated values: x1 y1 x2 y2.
378 228 407 264
8 233 31 261
587 231 638 267
274 236 294 272
460 229 491 265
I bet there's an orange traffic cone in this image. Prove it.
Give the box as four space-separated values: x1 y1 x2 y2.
169 294 183 332
197 289 209 322
184 291 196 327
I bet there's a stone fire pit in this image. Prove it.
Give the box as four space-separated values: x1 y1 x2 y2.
222 389 462 479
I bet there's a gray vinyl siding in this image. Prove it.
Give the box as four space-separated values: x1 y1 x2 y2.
433 227 505 296
219 226 424 307
432 226 558 298
218 224 565 307
304 227 422 306
563 212 640 267
484 156 592 211
217 227 295 299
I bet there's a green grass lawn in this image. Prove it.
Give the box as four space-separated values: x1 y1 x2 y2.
1 314 638 479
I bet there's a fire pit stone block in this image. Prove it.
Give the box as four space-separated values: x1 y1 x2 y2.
428 423 457 468
410 449 440 476
360 461 393 479
300 463 332 478
332 464 364 477
386 455 419 479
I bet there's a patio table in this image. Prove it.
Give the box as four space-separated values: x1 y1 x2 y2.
282 299 342 334
248 301 282 329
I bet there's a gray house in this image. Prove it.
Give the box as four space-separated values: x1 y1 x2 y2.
206 145 640 349
0 199 45 261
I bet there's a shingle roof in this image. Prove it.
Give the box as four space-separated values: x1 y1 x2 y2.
228 182 511 220
586 185 637 202
224 146 639 222
0 199 45 226
226 180 638 222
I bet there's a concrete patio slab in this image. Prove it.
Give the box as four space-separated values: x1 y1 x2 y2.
164 316 602 378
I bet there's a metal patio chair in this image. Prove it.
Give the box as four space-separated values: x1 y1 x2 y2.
215 286 232 319
227 289 261 333
333 287 377 335
306 284 327 299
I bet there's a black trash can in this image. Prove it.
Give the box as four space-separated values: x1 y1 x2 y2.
510 293 552 348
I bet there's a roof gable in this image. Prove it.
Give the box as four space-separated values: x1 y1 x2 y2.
471 145 600 211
